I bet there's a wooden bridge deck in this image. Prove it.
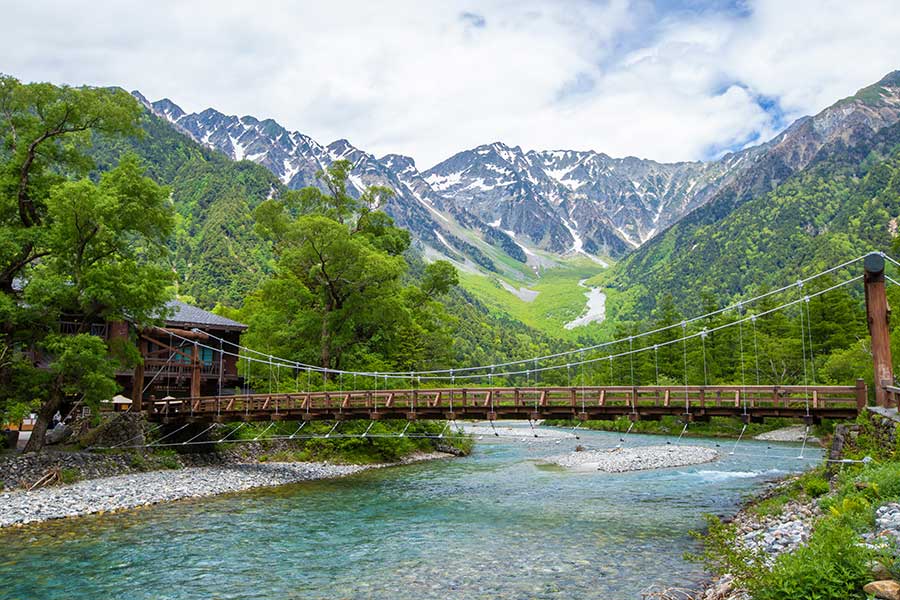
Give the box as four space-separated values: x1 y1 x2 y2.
146 383 866 424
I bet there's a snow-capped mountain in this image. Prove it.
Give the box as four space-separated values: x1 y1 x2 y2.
420 142 751 255
137 95 452 254
132 71 900 273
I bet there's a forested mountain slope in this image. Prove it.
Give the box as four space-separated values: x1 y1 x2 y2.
91 72 900 342
89 100 569 366
608 123 900 317
91 107 283 306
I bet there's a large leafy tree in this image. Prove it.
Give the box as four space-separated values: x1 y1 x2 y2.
0 76 174 451
242 160 457 383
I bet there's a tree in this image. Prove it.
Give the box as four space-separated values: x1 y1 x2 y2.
421 261 460 297
243 161 457 382
0 76 142 292
0 76 174 451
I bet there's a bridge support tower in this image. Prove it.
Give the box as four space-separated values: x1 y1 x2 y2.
865 253 894 408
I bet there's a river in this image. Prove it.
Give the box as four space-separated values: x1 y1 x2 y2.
0 427 819 600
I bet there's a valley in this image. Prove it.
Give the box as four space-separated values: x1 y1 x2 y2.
4 9 900 598
458 258 607 338
125 71 900 340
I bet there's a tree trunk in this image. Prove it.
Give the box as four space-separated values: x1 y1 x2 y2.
23 379 64 453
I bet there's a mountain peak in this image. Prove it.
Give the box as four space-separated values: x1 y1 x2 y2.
328 138 353 149
137 69 900 267
380 154 416 171
151 98 186 123
130 90 150 107
843 69 900 107
877 70 900 88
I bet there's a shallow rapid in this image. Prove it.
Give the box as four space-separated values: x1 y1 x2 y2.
0 427 820 600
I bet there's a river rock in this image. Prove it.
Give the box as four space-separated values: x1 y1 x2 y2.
871 561 894 581
864 580 900 600
753 426 819 443
862 503 900 549
0 452 452 528
45 423 71 445
545 445 718 473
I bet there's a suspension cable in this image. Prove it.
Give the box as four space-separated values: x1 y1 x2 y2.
195 255 872 378
164 274 862 382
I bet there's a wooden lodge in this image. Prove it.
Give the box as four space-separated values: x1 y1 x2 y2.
115 300 247 410
34 299 248 414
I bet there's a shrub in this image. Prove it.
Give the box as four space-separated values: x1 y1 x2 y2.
128 452 149 471
750 520 872 600
751 494 793 517
59 467 81 484
158 455 181 470
801 476 830 498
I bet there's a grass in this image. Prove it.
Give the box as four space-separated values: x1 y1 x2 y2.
128 449 182 471
746 469 829 517
458 257 610 338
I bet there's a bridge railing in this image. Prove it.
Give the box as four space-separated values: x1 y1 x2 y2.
147 383 865 418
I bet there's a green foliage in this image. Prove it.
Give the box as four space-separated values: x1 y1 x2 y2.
687 514 767 588
128 452 149 471
800 474 830 498
44 334 119 404
59 467 82 484
434 280 563 376
547 415 800 439
694 471 875 599
155 449 182 470
129 449 181 471
839 413 900 462
823 460 900 515
752 520 872 600
482 227 527 262
90 104 282 307
456 259 602 339
240 163 458 379
751 493 797 518
421 261 459 297
701 418 900 600
612 119 900 321
221 419 470 464
0 76 174 449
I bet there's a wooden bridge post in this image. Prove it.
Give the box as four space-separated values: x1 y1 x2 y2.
190 342 202 399
864 253 894 407
132 338 146 413
856 378 868 410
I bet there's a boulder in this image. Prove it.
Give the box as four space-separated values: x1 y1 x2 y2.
44 423 71 445
864 580 900 600
870 561 894 581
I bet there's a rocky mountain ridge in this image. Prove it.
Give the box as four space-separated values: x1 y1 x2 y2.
132 70 900 274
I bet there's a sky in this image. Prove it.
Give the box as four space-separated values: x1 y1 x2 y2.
3 0 900 169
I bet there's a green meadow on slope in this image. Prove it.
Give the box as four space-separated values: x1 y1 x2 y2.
457 258 609 340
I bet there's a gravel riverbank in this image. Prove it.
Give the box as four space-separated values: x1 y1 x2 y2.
0 452 450 528
753 425 820 444
692 479 821 600
544 445 719 473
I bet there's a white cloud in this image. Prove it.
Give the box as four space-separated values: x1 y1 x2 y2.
2 0 899 167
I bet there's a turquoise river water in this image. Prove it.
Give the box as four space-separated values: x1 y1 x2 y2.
0 427 820 600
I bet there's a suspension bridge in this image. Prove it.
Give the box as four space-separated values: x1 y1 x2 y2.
137 252 898 431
